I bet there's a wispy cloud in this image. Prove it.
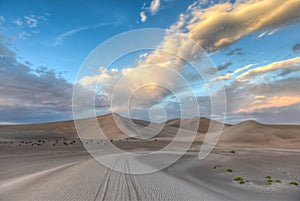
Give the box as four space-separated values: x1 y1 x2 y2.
139 0 161 22
53 21 121 46
10 13 48 40
149 0 161 14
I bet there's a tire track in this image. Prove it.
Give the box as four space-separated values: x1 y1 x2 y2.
125 159 139 201
93 160 116 201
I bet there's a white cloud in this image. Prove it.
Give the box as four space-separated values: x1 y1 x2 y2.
10 13 48 40
139 0 161 22
210 64 254 81
237 57 300 82
53 21 121 46
18 31 31 40
183 0 300 51
11 18 23 27
140 11 147 23
150 0 161 14
24 15 38 28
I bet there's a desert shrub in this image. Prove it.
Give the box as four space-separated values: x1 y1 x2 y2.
53 144 56 146
230 150 235 154
110 139 113 142
265 176 271 179
234 176 243 181
267 181 272 185
267 179 273 183
226 168 233 172
154 139 157 141
63 141 68 145
233 177 245 184
274 179 282 183
290 182 298 186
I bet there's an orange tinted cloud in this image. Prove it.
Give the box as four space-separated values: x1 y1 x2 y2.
236 96 300 113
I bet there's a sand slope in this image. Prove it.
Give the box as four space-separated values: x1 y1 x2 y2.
166 117 230 133
218 120 300 149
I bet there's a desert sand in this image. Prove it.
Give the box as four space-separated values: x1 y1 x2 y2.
0 114 299 200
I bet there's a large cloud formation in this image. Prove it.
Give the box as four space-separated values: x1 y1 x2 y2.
79 0 300 123
0 37 109 124
0 40 72 123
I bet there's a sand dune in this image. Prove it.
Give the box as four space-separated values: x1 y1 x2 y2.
1 114 299 150
1 116 300 200
166 116 231 133
218 120 300 149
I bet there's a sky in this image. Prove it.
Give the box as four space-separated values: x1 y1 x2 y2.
0 0 300 124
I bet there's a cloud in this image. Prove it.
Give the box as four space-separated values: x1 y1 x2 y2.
227 48 242 56
206 60 232 75
0 16 5 25
0 36 108 124
237 57 300 81
140 11 147 23
181 0 300 51
10 13 48 40
293 43 300 52
210 64 254 81
136 0 300 82
217 61 232 71
80 0 300 124
53 21 121 46
214 58 300 124
236 96 300 113
139 0 161 22
150 0 161 14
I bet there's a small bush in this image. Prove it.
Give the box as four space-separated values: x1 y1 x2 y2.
267 179 273 183
110 139 113 142
267 181 272 185
234 176 243 181
229 150 235 154
63 141 68 145
274 179 282 183
154 139 157 141
226 168 233 172
233 176 245 184
265 176 271 179
290 182 298 186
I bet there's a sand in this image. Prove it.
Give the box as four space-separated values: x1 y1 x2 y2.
0 114 299 200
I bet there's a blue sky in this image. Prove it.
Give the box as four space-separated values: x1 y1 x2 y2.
0 0 300 124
